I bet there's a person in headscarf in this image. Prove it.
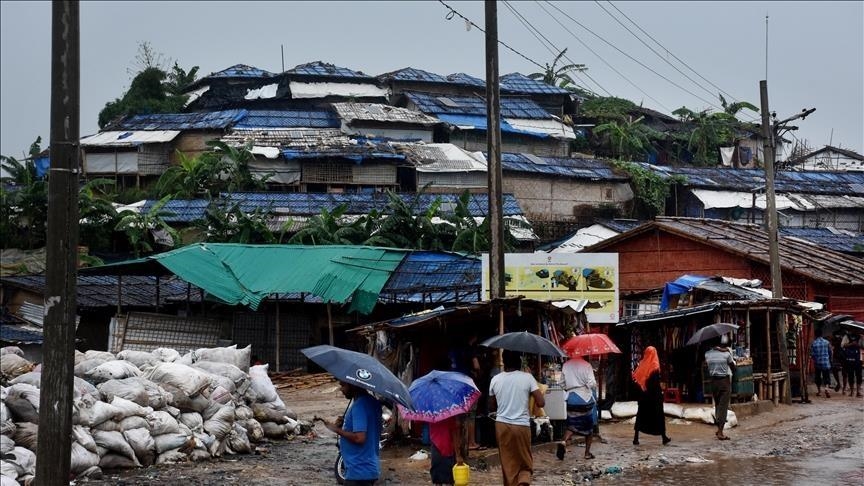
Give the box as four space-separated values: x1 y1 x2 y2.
556 353 598 461
631 346 671 446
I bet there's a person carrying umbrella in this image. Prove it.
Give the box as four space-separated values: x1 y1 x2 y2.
705 335 736 440
317 381 383 486
631 346 671 446
556 351 598 461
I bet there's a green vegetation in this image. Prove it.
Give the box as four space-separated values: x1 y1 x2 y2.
528 48 585 90
612 161 686 218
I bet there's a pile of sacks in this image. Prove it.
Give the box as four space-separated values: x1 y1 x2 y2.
608 400 737 428
1 345 304 485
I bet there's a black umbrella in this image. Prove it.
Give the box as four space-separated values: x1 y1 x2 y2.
301 345 413 409
480 331 567 358
686 323 739 346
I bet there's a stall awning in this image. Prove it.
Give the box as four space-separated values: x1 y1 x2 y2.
660 275 710 310
81 244 408 314
618 302 721 326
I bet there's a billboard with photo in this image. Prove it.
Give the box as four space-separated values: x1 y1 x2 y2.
481 253 619 323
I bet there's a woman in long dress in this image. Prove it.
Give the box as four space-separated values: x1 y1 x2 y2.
631 346 671 445
557 353 598 460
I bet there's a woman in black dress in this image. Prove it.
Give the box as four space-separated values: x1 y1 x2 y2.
631 346 671 445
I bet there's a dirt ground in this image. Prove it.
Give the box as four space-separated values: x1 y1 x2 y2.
82 380 864 485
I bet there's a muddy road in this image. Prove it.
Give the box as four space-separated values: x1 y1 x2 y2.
82 382 863 485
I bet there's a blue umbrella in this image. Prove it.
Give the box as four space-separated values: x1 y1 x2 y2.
397 370 480 423
301 345 413 409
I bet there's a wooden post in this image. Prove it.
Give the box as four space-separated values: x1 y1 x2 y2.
766 309 772 384
327 301 334 346
485 0 505 302
275 298 280 372
774 310 792 404
37 1 80 483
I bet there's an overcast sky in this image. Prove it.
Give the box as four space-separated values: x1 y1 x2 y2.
1 1 862 159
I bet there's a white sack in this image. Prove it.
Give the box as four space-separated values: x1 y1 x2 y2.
70 441 100 474
71 425 98 454
663 402 685 418
610 401 638 419
4 384 40 423
203 402 235 441
0 347 23 357
117 350 160 369
153 433 192 454
150 348 181 363
178 413 204 433
11 422 37 451
144 363 209 397
0 354 33 381
248 364 280 404
194 345 251 373
87 360 141 383
84 350 116 362
147 411 179 436
123 427 156 466
92 430 139 463
74 358 108 378
0 435 13 454
110 396 151 419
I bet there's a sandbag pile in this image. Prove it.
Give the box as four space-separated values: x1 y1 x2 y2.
1 344 302 485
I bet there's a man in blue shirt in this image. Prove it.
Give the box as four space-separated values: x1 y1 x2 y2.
810 330 833 398
319 381 382 485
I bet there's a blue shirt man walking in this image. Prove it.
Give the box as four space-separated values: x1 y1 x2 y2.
810 332 833 398
318 381 382 485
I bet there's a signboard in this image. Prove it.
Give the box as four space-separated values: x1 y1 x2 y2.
481 253 619 323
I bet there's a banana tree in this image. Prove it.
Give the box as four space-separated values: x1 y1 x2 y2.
0 154 48 249
529 48 586 89
593 115 652 160
115 195 179 257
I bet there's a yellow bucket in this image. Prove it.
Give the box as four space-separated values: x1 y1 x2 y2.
453 463 470 486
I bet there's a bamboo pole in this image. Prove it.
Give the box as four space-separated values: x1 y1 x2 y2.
275 298 281 372
327 301 334 346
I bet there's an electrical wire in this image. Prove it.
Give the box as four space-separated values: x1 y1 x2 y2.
535 0 671 111
603 1 761 124
501 0 609 96
436 0 546 71
544 1 725 112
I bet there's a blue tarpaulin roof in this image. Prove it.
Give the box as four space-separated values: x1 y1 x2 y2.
446 73 485 87
436 114 547 138
660 275 710 311
234 109 340 129
0 325 43 344
222 192 524 217
140 199 210 223
500 73 571 95
202 64 275 80
404 91 553 119
641 164 864 196
500 153 628 180
110 110 248 131
286 61 372 79
379 67 451 83
779 227 864 255
381 251 481 303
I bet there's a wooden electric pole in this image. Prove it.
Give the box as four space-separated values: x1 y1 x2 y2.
758 80 783 299
485 0 505 306
36 1 80 484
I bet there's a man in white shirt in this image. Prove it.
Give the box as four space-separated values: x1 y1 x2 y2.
489 349 545 486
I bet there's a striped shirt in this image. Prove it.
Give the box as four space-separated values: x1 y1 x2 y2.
705 348 735 377
810 337 832 369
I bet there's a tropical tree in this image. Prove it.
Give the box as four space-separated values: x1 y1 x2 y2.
529 48 586 90
362 188 452 250
154 141 266 199
593 115 654 160
78 178 120 252
195 201 275 244
288 203 369 245
673 95 758 165
0 151 48 249
114 196 179 257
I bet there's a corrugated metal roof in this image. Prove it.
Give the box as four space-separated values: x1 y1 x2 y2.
380 251 481 303
109 109 248 131
691 189 864 211
234 109 340 128
221 192 524 217
281 136 404 161
286 61 372 79
140 199 210 223
779 227 864 255
587 217 864 286
500 153 628 180
404 91 553 119
435 114 548 138
1 275 203 308
332 103 441 126
642 163 864 196
403 143 487 172
379 67 450 84
81 130 180 147
202 64 275 80
0 325 43 344
446 73 485 87
499 73 571 94
223 128 347 148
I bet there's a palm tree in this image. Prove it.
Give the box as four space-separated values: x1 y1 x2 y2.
529 48 586 89
288 203 367 246
0 153 48 249
78 178 120 252
196 201 275 244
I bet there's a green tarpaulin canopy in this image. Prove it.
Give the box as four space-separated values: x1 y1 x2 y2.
81 244 408 314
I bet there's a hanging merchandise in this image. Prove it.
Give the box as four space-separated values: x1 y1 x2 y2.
787 315 801 365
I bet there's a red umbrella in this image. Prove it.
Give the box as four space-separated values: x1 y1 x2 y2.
562 333 621 357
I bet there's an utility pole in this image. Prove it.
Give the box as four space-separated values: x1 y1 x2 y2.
485 1 505 307
759 80 814 406
36 1 80 484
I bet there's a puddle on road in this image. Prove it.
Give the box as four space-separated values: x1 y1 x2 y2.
591 453 863 486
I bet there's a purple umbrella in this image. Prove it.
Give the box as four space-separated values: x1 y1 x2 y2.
397 370 480 423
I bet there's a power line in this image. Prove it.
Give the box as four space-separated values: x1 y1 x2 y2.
501 0 609 96
544 1 725 112
594 1 719 101
436 0 546 71
535 0 671 111
604 1 760 124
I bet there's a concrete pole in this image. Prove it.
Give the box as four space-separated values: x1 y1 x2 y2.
36 1 80 484
485 0 505 301
759 80 783 299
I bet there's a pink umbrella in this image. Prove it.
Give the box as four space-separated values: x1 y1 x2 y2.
562 333 621 357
